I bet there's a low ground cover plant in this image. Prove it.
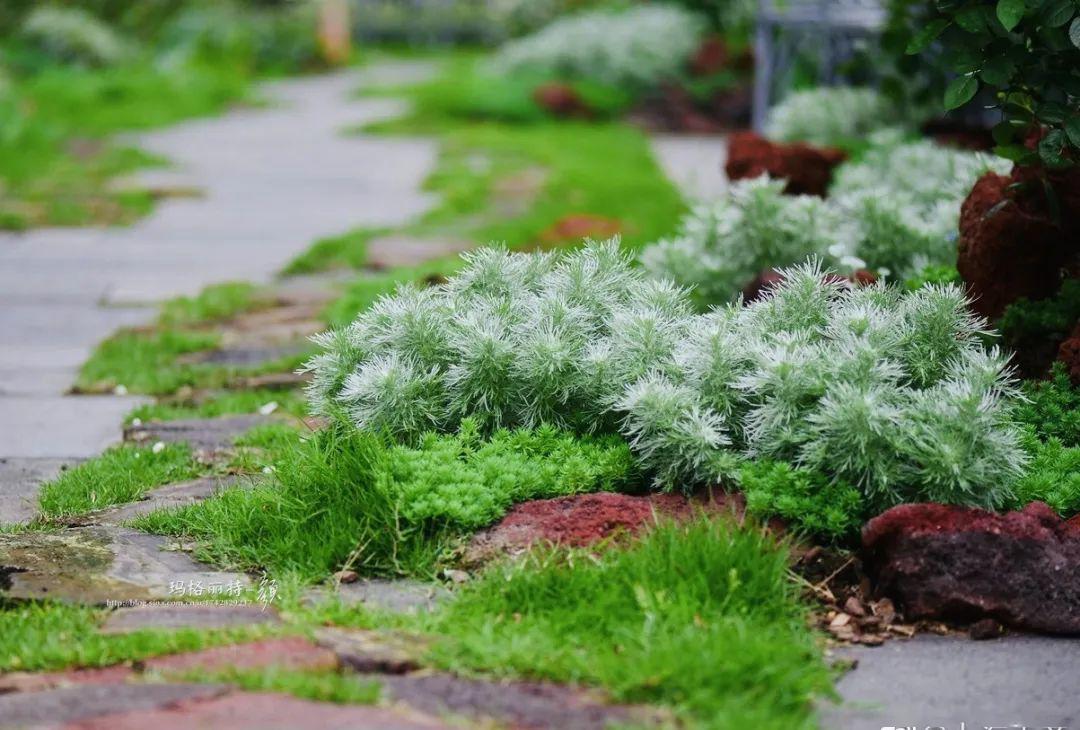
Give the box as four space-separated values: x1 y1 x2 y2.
764 86 902 149
308 242 1029 521
641 139 1010 304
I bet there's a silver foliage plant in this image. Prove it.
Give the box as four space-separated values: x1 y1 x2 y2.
641 139 1011 306
305 241 1027 510
494 4 706 90
764 87 903 148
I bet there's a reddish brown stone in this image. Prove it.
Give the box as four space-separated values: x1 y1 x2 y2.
724 132 847 197
1056 320 1080 385
63 692 450 729
464 491 745 564
862 502 1080 635
533 82 591 119
538 214 623 245
690 35 728 76
145 637 338 674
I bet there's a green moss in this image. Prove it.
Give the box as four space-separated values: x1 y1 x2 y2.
1011 431 1080 517
37 442 204 519
1000 279 1080 356
1016 364 1080 447
740 460 866 542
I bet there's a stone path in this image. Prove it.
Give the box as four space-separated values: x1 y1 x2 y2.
0 61 438 523
649 134 729 203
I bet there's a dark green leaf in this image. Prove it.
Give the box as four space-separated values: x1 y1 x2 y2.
1038 129 1068 166
907 19 951 53
992 120 1018 145
994 143 1035 161
1037 101 1069 124
1065 116 1080 148
997 0 1026 30
1070 16 1080 47
956 5 987 31
1042 0 1075 26
981 56 1017 85
944 75 980 109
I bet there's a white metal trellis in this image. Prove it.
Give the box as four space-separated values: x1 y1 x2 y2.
752 0 888 131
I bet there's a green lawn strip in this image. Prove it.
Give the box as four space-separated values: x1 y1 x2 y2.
282 227 387 276
170 665 381 705
124 388 308 427
36 442 206 520
0 599 283 673
76 281 310 396
0 62 254 229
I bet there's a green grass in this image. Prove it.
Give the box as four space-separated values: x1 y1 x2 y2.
174 666 382 705
282 227 385 275
36 443 204 519
0 62 251 229
124 388 308 426
416 517 832 729
0 599 279 673
158 281 266 327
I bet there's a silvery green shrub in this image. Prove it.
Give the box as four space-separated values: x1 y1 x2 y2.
764 87 908 147
641 140 1011 305
21 7 134 68
494 4 706 90
306 242 1027 510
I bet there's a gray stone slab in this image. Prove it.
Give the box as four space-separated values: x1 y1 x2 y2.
306 579 448 614
650 134 730 203
0 457 79 525
0 396 148 459
365 235 469 269
820 634 1080 729
0 526 249 603
101 603 280 633
0 682 228 729
81 475 247 526
123 415 275 452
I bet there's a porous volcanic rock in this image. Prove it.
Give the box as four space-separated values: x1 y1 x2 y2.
957 165 1080 319
463 491 742 564
1056 319 1080 385
862 501 1080 635
724 131 847 197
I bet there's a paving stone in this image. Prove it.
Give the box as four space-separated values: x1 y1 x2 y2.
0 682 228 729
372 672 650 730
364 234 469 270
0 396 150 459
77 476 247 526
820 634 1080 729
101 603 281 634
649 134 730 202
123 415 274 452
0 526 248 603
63 691 452 730
313 627 423 674
305 579 449 614
0 457 79 525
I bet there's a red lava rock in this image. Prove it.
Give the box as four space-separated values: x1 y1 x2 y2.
533 82 591 119
690 35 728 76
464 491 750 564
724 131 847 197
538 214 623 245
65 691 450 730
969 617 1005 640
1056 320 1080 386
957 165 1080 319
862 501 1080 635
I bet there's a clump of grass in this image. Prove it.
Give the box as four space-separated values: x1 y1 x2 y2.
420 517 832 729
75 328 222 394
283 227 384 275
37 442 203 519
157 281 264 327
0 599 277 673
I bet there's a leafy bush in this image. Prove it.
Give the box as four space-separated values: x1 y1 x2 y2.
495 4 706 91
21 6 135 68
1000 279 1080 360
1015 363 1080 447
388 419 638 530
764 86 902 148
309 242 1028 510
901 0 1080 167
739 460 865 541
